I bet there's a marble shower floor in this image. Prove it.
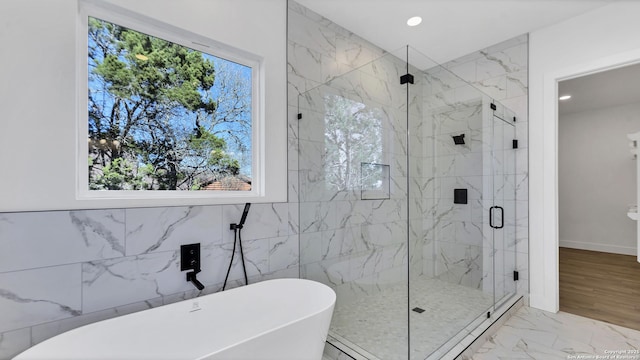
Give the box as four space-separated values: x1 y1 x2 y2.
469 306 640 360
329 276 494 360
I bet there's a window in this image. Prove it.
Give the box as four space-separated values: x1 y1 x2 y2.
87 16 253 193
79 2 265 201
0 0 286 212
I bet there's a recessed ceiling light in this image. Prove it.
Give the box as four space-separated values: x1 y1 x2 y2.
407 16 422 27
559 95 572 101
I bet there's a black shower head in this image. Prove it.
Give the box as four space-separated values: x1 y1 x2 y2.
452 134 465 145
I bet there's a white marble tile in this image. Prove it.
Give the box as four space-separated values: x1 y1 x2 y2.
0 210 125 273
287 202 300 235
269 235 299 272
447 61 477 83
199 236 274 288
288 40 324 84
0 265 81 332
476 45 527 81
471 307 640 360
349 250 385 280
221 203 289 242
289 72 322 106
288 170 299 205
301 258 349 288
321 227 357 260
506 71 528 99
319 54 351 84
287 10 336 59
300 231 323 265
81 251 183 313
234 238 270 278
0 328 31 359
473 75 507 101
288 103 300 140
328 275 493 360
360 55 405 90
297 138 324 170
30 296 162 345
125 205 223 255
335 34 380 70
361 221 406 248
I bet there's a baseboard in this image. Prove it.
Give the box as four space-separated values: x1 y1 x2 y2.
559 239 637 256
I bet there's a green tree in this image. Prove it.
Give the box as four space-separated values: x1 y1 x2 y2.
90 157 151 190
87 17 250 190
323 94 384 191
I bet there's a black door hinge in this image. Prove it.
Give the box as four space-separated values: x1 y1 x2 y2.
297 113 302 120
400 73 414 85
513 270 519 281
513 139 518 149
490 103 497 111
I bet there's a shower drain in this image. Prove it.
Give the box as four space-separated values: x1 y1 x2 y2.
412 307 425 313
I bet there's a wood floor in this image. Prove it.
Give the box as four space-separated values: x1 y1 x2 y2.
559 247 640 331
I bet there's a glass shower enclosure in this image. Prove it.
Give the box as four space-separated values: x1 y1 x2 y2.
297 47 518 360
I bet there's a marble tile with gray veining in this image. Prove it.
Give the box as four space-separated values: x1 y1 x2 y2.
268 235 299 272
328 275 494 360
30 296 163 345
470 306 640 360
125 205 223 255
476 45 527 82
288 10 336 59
335 33 384 71
0 264 81 333
81 251 181 313
221 203 289 242
300 201 336 233
473 75 507 101
0 210 125 273
288 40 324 84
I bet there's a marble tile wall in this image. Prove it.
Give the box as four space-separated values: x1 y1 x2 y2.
0 204 298 359
423 35 529 299
290 1 423 309
290 0 529 310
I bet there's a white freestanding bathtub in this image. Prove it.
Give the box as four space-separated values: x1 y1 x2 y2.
14 278 336 360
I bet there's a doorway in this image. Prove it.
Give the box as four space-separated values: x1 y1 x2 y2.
557 63 640 330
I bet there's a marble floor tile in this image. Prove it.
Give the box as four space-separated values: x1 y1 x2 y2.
470 306 640 360
329 276 494 360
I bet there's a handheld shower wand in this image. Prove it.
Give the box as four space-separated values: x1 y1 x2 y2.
222 203 251 290
235 203 251 230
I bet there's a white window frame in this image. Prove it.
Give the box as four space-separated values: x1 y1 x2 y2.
77 1 267 204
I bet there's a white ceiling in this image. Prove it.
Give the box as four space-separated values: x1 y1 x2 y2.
559 62 640 116
295 0 613 65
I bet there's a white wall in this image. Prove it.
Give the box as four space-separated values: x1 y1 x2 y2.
559 102 640 255
0 0 287 211
529 1 640 312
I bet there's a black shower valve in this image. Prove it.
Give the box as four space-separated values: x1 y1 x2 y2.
180 243 201 272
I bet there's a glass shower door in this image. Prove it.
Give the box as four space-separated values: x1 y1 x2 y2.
409 46 496 360
491 103 518 308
